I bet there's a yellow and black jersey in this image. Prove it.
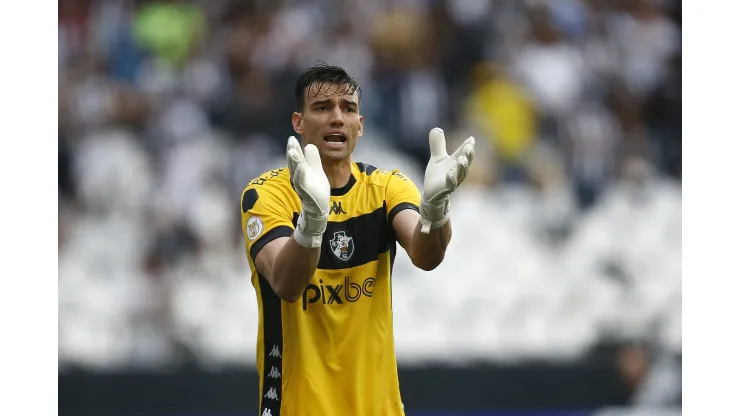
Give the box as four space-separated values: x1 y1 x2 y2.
240 162 421 416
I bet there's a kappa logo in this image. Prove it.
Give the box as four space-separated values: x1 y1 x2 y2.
264 387 279 401
246 216 264 241
268 345 281 358
262 409 273 416
330 201 347 215
329 231 354 261
267 366 281 379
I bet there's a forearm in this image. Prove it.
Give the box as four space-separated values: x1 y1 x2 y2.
266 137 330 301
271 236 321 302
410 219 451 271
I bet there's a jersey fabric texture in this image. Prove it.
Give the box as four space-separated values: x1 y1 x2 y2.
240 162 420 416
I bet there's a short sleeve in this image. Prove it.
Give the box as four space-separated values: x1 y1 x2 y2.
385 170 421 224
241 185 295 263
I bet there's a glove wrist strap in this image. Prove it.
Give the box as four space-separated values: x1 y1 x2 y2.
293 209 327 248
420 196 450 234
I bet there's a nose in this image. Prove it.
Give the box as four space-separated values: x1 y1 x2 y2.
328 105 344 127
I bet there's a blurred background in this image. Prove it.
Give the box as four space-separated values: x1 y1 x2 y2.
58 0 681 415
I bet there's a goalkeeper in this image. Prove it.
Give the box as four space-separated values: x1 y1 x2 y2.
240 64 475 416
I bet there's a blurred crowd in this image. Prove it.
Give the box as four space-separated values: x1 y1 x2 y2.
58 0 681 375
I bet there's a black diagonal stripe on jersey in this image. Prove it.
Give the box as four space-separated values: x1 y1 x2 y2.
259 273 283 416
389 224 398 279
242 188 259 213
318 206 391 270
355 162 378 176
389 221 398 268
250 226 294 263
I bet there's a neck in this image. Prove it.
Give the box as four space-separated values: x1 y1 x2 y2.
322 158 353 189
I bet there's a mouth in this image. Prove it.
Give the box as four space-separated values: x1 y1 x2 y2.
323 133 347 148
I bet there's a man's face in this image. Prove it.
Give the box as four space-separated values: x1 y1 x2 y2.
292 83 363 162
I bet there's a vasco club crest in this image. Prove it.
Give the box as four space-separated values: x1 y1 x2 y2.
329 231 354 261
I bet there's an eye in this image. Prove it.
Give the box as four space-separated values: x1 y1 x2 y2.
344 107 356 113
316 105 327 111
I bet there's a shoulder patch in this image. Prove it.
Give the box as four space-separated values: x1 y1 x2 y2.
246 216 264 241
242 188 259 213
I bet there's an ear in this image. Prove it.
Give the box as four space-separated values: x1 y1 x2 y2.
292 112 304 135
357 115 364 138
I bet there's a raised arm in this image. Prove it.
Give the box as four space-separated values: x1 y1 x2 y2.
243 137 331 302
392 128 475 271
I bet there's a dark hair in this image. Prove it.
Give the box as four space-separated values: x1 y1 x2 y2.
294 63 361 112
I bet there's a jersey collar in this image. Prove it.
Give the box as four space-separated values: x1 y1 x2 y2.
330 163 358 196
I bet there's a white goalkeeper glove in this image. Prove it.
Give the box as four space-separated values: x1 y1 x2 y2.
420 128 475 234
286 136 331 248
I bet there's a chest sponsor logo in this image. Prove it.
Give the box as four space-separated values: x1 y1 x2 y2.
302 276 376 310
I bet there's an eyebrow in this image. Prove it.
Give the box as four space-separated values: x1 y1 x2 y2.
310 98 358 108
